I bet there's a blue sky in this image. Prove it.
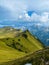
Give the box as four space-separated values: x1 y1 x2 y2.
0 0 49 22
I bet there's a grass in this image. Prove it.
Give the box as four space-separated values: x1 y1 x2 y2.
0 27 44 65
0 41 26 63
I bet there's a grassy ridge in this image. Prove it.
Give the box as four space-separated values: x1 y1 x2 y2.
1 47 49 65
0 27 22 38
0 27 44 64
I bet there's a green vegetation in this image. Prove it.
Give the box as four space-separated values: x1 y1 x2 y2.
0 27 44 65
0 26 22 38
0 47 49 65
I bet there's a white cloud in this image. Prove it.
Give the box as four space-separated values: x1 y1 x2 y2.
0 0 27 20
40 12 49 22
40 16 48 22
0 0 49 22
31 13 40 21
19 15 22 19
20 11 49 22
24 13 31 21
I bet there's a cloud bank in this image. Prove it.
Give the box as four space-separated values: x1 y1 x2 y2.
0 0 49 22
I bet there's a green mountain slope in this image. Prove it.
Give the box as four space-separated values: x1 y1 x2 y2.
0 27 44 64
0 26 22 38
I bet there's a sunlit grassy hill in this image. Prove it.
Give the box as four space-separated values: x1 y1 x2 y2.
0 26 22 38
0 27 44 65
